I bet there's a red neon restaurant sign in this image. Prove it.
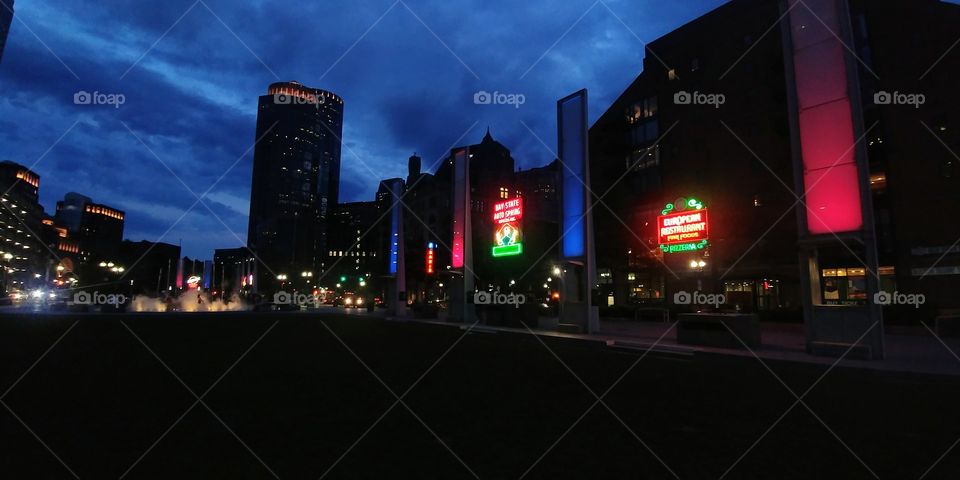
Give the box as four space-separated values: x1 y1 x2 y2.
657 197 709 254
492 198 523 257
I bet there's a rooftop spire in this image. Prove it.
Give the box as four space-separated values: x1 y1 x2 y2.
482 127 494 143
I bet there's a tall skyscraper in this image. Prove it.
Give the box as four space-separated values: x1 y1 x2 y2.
247 81 344 291
0 0 13 65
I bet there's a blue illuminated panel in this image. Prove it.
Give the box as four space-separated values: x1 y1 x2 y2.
386 179 403 274
558 91 588 259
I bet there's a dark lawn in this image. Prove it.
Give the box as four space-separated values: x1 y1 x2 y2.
1 311 959 479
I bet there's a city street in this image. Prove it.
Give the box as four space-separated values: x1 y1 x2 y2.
2 311 959 479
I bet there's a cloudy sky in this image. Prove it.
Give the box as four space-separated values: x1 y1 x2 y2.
0 0 728 258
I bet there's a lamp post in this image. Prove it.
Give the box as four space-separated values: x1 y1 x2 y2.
689 259 706 292
1 252 13 295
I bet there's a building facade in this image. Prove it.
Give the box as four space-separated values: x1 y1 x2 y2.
54 192 125 265
247 81 344 293
589 0 959 321
119 240 181 296
0 160 45 293
323 199 381 293
213 247 255 298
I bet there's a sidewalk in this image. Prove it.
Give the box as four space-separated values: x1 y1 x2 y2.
416 315 960 377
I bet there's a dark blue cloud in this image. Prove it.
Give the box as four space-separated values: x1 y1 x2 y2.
0 0 726 257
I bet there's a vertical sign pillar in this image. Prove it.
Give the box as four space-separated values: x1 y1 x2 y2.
385 178 408 317
557 90 599 333
781 0 883 358
449 148 475 323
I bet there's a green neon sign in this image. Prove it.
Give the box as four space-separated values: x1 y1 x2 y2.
492 244 523 257
661 197 704 215
659 240 708 254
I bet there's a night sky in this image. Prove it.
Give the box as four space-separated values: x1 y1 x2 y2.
0 0 729 258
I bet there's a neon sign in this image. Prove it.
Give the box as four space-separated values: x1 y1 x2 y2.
426 242 435 274
657 197 709 254
492 198 523 257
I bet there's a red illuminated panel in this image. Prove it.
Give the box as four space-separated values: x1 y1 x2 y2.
657 210 709 246
803 164 863 234
793 40 848 109
493 198 522 224
789 0 863 235
798 99 855 170
451 150 468 268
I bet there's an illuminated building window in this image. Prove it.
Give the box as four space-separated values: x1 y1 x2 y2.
869 173 887 191
626 96 658 125
627 145 660 171
499 187 509 199
598 269 612 284
753 195 762 207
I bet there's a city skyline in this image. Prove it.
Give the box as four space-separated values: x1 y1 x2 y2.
0 0 733 258
3 1 960 478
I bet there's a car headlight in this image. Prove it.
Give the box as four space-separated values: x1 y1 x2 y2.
31 290 43 299
357 298 363 305
345 298 353 305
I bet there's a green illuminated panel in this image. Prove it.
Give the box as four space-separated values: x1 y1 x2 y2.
492 243 523 257
659 240 708 254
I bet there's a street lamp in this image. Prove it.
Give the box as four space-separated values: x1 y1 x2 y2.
552 266 561 276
